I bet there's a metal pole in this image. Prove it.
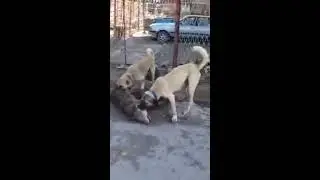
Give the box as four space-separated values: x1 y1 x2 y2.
188 0 192 14
172 0 181 68
129 1 132 37
142 0 145 33
113 0 117 30
138 0 140 30
122 0 127 65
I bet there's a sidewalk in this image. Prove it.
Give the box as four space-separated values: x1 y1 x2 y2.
110 101 210 180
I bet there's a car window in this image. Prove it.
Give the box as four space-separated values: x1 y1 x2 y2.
153 18 174 23
197 17 210 26
181 17 197 26
164 18 174 22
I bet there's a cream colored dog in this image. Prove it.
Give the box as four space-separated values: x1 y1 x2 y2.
138 46 210 122
116 48 155 90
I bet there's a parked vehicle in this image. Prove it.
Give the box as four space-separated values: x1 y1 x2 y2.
148 15 210 43
152 17 175 24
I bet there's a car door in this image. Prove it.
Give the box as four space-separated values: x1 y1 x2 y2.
195 17 210 40
179 16 197 39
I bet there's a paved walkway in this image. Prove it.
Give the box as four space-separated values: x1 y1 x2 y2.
110 102 210 180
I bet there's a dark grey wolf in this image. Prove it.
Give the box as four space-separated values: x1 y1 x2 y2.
110 85 150 124
110 66 162 124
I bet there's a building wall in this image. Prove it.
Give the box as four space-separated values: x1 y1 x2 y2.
153 0 210 17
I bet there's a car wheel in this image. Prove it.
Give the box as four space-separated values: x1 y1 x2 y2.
157 31 170 43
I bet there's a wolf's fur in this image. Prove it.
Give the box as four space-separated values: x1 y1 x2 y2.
110 86 150 124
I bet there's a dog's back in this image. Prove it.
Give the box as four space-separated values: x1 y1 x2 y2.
117 48 156 89
150 46 209 94
128 48 155 75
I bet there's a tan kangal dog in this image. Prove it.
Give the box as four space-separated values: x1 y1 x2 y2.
138 46 210 122
116 48 156 90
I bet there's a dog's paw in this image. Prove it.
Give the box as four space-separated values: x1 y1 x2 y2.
178 111 189 120
181 110 191 117
171 115 178 123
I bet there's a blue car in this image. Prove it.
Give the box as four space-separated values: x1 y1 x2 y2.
149 15 210 43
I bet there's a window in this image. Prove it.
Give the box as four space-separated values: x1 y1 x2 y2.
197 17 210 26
164 18 174 23
181 17 197 26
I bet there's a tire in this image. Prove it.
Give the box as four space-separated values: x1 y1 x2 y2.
157 31 170 43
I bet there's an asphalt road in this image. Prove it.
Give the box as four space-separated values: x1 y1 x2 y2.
110 102 210 180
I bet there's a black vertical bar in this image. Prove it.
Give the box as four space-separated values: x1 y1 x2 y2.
172 0 181 67
122 0 127 65
142 0 145 33
138 0 140 30
114 0 117 30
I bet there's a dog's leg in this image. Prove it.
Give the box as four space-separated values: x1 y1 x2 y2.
140 81 145 90
150 63 156 83
183 80 189 99
149 53 156 82
185 86 189 99
167 94 178 122
182 73 201 116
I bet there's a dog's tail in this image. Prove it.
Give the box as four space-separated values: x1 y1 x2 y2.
146 48 155 58
192 46 210 70
146 48 156 82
